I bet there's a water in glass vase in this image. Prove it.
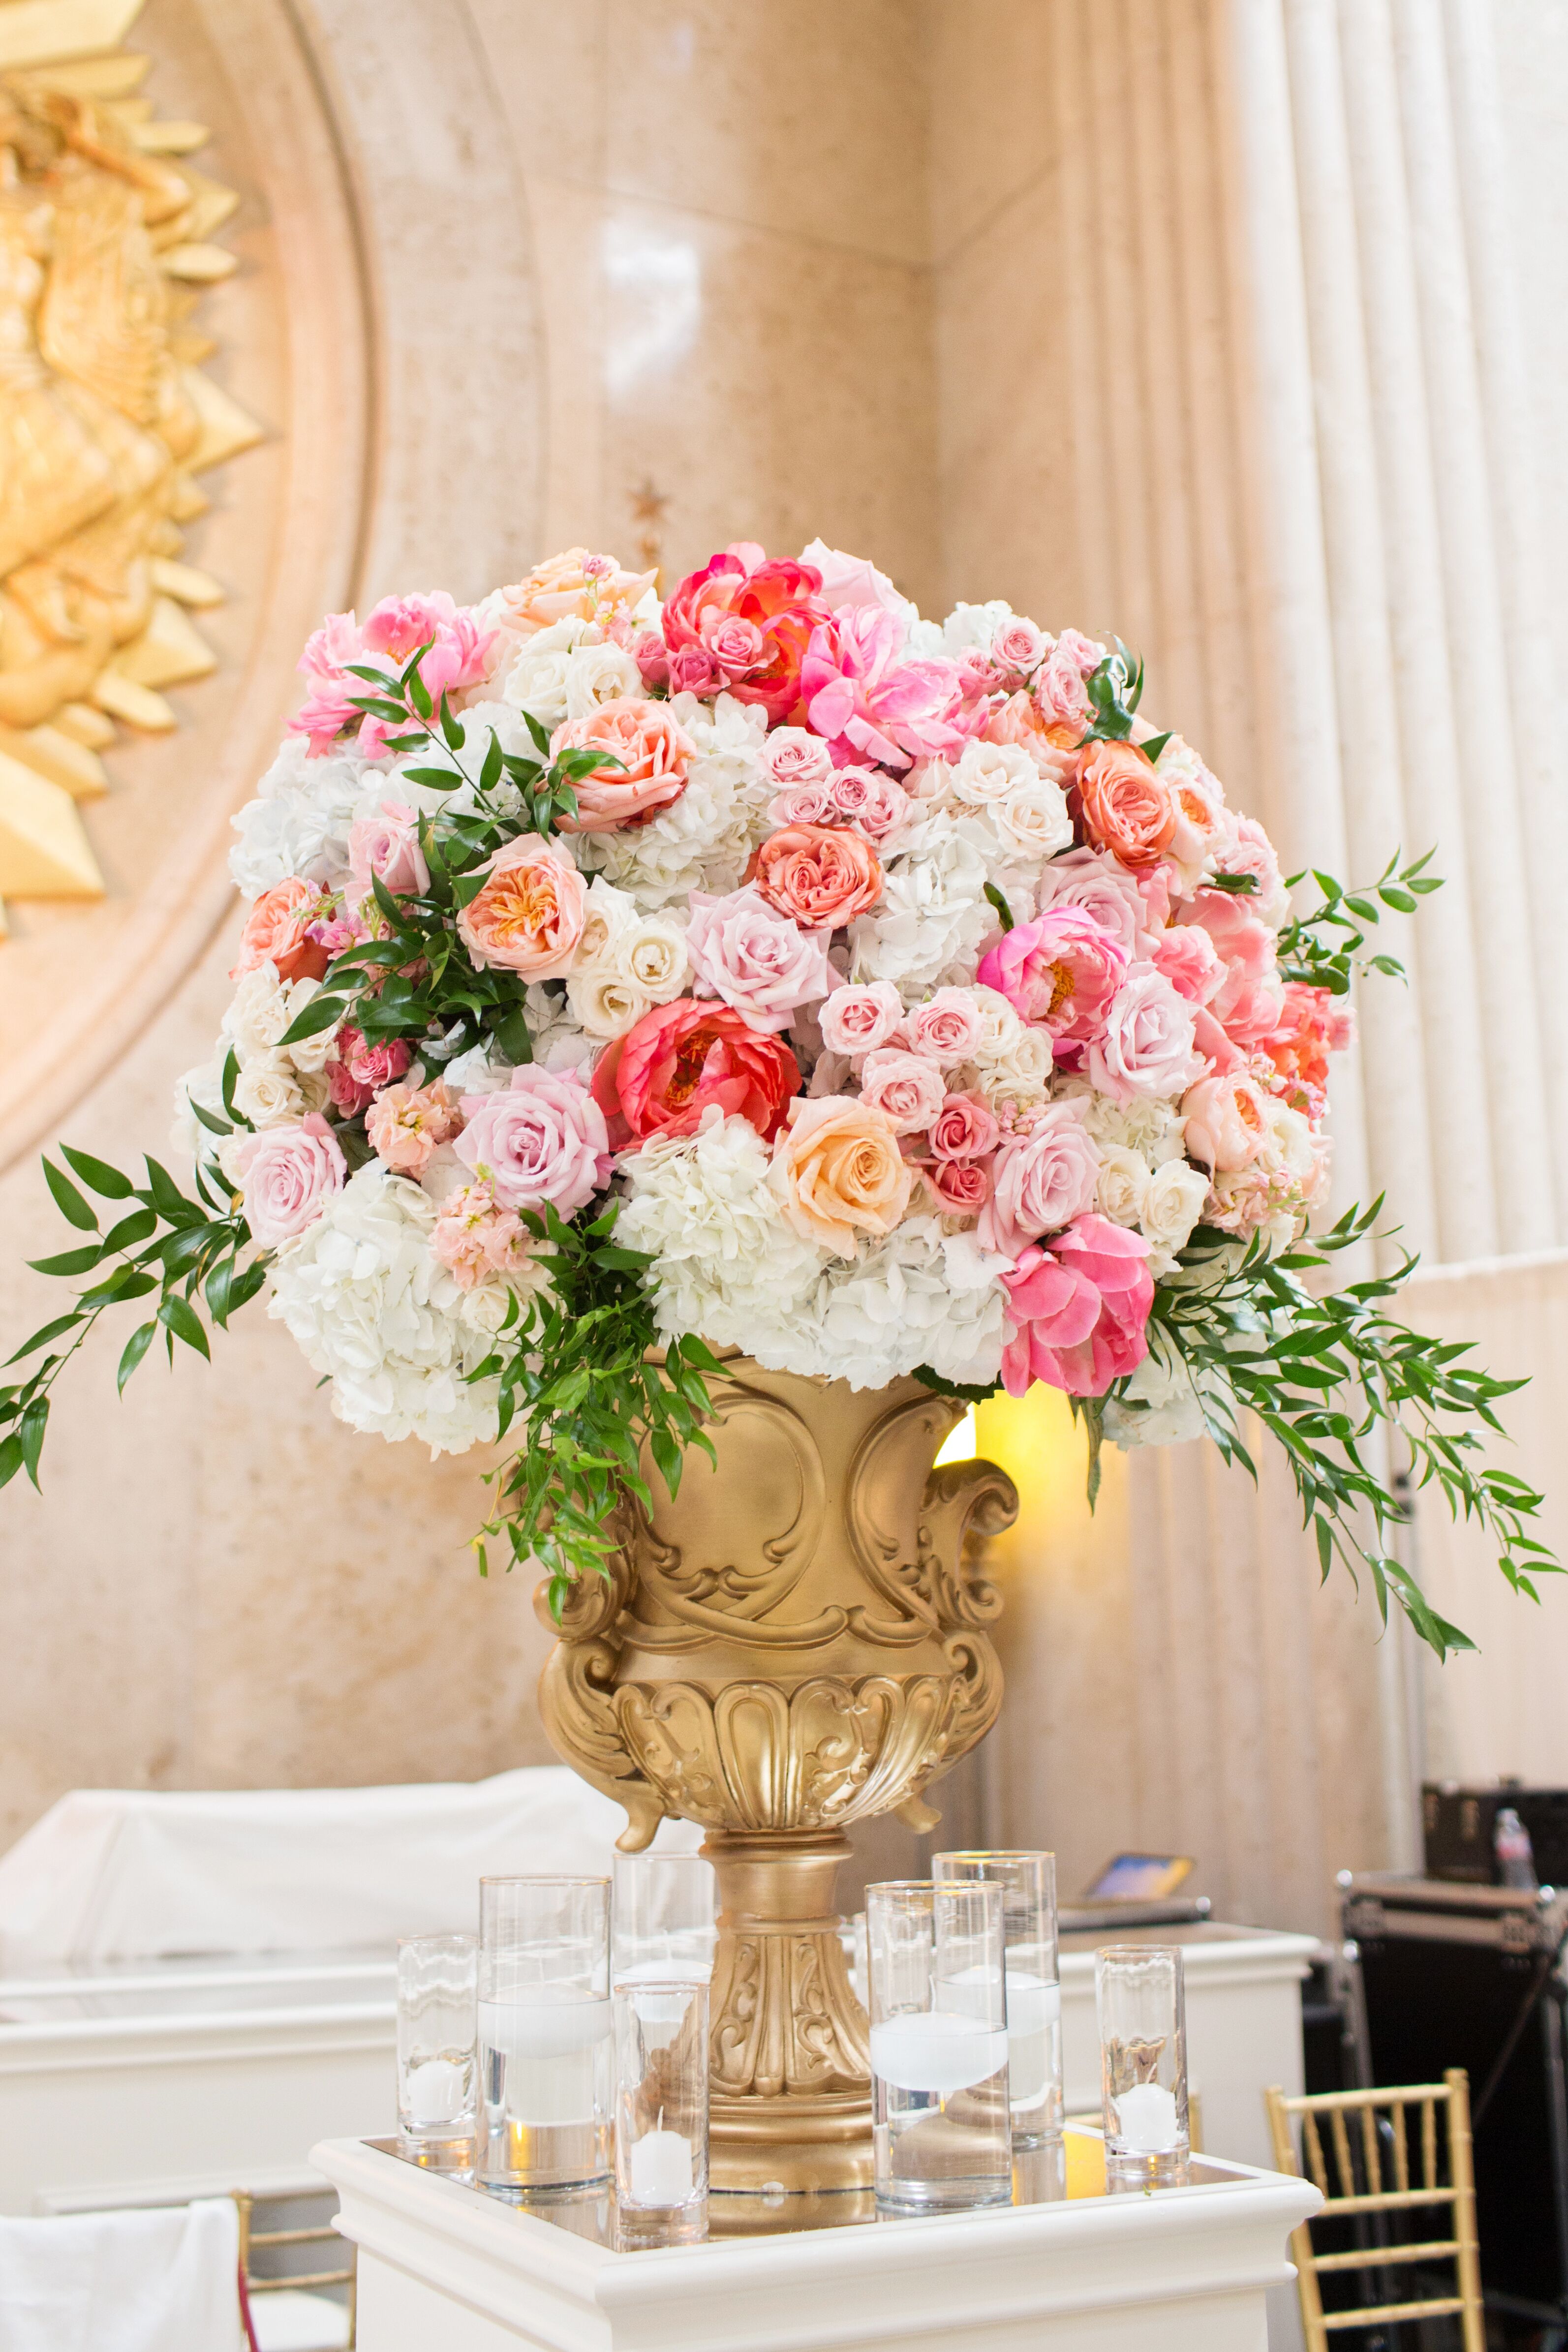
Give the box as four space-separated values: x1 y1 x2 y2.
477 1987 614 2189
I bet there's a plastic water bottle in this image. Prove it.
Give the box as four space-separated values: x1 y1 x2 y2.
1495 1806 1537 1891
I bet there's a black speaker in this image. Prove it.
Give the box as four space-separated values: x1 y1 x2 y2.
1422 1781 1568 1888
1344 1874 1568 2330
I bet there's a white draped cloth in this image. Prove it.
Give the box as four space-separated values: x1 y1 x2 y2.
0 1768 693 1969
0 2199 237 2352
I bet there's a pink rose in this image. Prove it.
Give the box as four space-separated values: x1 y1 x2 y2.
819 981 905 1057
762 727 836 792
991 617 1047 677
1152 923 1225 1004
457 834 586 978
830 764 913 840
1181 1071 1269 1172
1056 628 1106 674
925 1156 993 1218
999 1216 1153 1399
976 907 1129 1045
1033 846 1149 954
346 800 430 913
591 999 800 1148
327 1027 413 1116
685 885 834 1033
801 607 971 770
455 1065 612 1215
1216 815 1288 924
929 1093 999 1161
1087 970 1204 1103
632 628 671 688
978 1104 1101 1255
858 1048 947 1135
290 612 363 756
430 1178 539 1291
360 592 495 705
550 697 695 832
365 1079 463 1177
236 1113 345 1249
767 780 840 829
668 645 719 696
905 987 986 1066
750 824 882 930
1033 644 1092 733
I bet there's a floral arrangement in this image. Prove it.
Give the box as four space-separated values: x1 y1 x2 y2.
4 540 1553 1650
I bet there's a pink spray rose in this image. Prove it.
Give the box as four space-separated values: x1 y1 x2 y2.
978 1104 1102 1255
1087 969 1204 1103
829 764 914 840
591 1000 800 1148
976 907 1129 1046
858 1048 947 1135
457 834 586 978
925 1156 993 1218
455 1065 612 1217
904 987 987 1066
990 616 1048 678
326 1028 413 1117
430 1179 540 1291
365 1079 463 1177
346 800 430 912
767 780 840 830
1033 643 1092 733
549 698 695 832
761 727 835 793
1181 1071 1269 1172
236 1114 345 1249
685 886 834 1032
801 606 970 769
818 981 906 1057
928 1094 1000 1161
999 1216 1154 1399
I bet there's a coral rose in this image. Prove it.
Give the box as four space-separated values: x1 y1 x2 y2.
1075 739 1177 868
232 878 332 985
976 907 1128 1046
1181 1071 1269 1172
235 1114 345 1249
365 1079 463 1177
591 999 800 1149
768 1096 915 1258
455 1065 612 1216
458 833 586 978
999 1216 1153 1399
550 697 695 832
1263 982 1355 1116
750 825 882 931
661 543 829 723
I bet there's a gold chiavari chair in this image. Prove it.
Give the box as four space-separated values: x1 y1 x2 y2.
233 2188 357 2349
1264 2070 1484 2351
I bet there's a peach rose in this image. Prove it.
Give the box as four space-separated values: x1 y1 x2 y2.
457 833 586 977
231 878 332 985
1076 739 1176 868
365 1079 463 1177
550 697 695 832
768 1096 914 1258
1181 1072 1269 1172
749 825 882 931
494 549 656 638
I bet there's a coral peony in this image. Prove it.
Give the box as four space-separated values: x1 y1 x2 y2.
231 877 333 985
592 998 800 1149
1263 982 1355 1117
550 697 695 832
750 824 883 930
457 834 586 977
999 1216 1154 1398
661 544 828 723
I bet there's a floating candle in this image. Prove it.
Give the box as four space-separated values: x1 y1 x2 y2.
869 2012 1009 2097
628 2126 695 2206
404 2056 465 2127
1113 2080 1181 2153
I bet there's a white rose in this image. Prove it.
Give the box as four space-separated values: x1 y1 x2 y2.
1096 1145 1149 1229
281 978 340 1075
563 638 642 722
943 738 1037 808
974 1026 1053 1112
225 965 293 1062
566 963 652 1039
614 913 689 1003
1139 1158 1210 1273
232 1053 306 1129
501 616 592 727
989 777 1074 861
969 986 1025 1064
575 876 639 966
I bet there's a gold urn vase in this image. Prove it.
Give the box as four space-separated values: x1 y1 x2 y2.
536 1359 1018 2192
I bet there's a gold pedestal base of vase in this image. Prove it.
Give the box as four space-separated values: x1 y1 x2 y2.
536 1359 1018 2195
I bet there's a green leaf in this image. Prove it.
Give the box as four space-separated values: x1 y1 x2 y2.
141 1159 199 1225
983 882 1015 933
1378 886 1417 912
190 1099 232 1139
42 1159 98 1231
6 1313 82 1363
18 1397 48 1488
493 1001 536 1065
60 1145 134 1200
157 1294 210 1360
99 1208 158 1255
1203 871 1260 896
117 1320 158 1395
277 992 348 1047
1140 731 1172 764
0 1432 23 1490
221 1047 243 1125
27 1244 103 1278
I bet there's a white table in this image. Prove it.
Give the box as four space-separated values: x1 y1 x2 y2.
316 2133 1321 2352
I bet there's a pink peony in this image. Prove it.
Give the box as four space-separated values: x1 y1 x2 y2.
457 834 586 978
1152 922 1226 1004
819 981 905 1057
430 1179 539 1290
925 1156 993 1218
801 606 971 770
365 1079 463 1176
999 1216 1153 1399
236 1114 345 1249
976 907 1129 1046
1087 969 1204 1103
346 800 430 913
858 1048 947 1135
326 1028 413 1117
904 987 986 1066
685 886 834 1033
978 1104 1101 1255
929 1093 999 1161
455 1065 612 1216
290 612 364 756
591 999 800 1149
661 545 828 723
550 698 695 832
1181 1071 1269 1172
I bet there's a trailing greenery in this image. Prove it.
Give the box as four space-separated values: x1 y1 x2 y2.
1276 849 1443 995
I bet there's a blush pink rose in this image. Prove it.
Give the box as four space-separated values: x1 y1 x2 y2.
1033 644 1092 733
1181 1071 1269 1172
236 1113 345 1248
430 1178 539 1290
550 697 695 833
978 1104 1102 1255
819 981 905 1057
457 834 586 978
767 780 840 829
365 1078 463 1176
591 999 800 1148
977 907 1129 1046
750 824 882 930
925 1156 993 1218
1152 922 1226 1004
1087 969 1204 1103
830 764 913 840
905 987 986 1066
290 612 363 755
326 1028 413 1116
231 877 333 985
346 800 430 913
762 727 835 792
455 1065 612 1215
801 606 970 770
991 617 1048 677
999 1216 1154 1399
858 1047 947 1135
685 886 834 1033
929 1093 999 1161
1032 845 1149 953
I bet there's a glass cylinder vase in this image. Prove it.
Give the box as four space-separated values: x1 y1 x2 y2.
397 1931 477 2167
932 1849 1062 2151
476 1876 612 2192
866 1878 1012 2214
613 1975 709 2249
1096 1944 1190 2192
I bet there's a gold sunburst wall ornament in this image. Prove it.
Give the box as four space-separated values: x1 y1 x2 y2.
0 0 262 932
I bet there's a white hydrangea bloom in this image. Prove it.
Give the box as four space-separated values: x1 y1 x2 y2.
229 738 367 901
940 600 1014 655
266 1165 505 1456
616 1111 823 1349
1077 1091 1186 1166
749 1218 1008 1393
588 692 772 910
848 816 991 999
1103 1334 1208 1449
500 616 593 728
